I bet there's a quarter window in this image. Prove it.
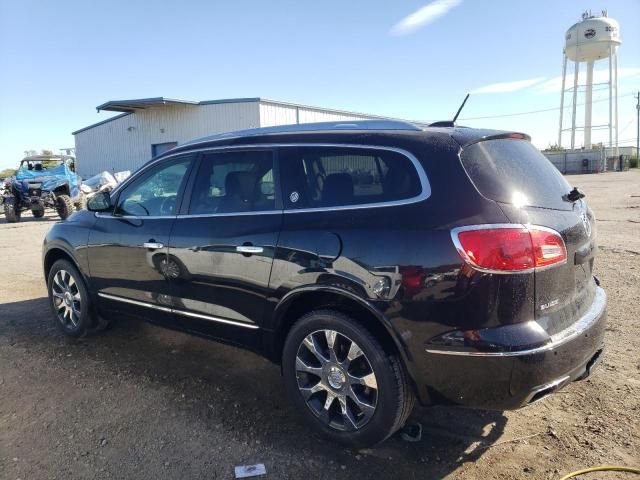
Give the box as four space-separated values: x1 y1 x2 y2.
116 156 192 217
188 150 275 214
280 147 422 209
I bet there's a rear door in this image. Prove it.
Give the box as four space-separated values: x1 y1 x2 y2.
88 154 195 323
166 148 281 347
459 138 596 334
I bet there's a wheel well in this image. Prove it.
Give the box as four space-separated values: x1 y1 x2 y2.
53 185 70 195
274 291 401 362
44 248 76 279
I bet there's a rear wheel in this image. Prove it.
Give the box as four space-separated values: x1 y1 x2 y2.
75 194 86 211
3 197 20 223
282 310 415 447
47 259 93 337
32 208 45 218
56 194 74 220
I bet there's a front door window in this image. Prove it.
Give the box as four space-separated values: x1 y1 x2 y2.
116 157 192 217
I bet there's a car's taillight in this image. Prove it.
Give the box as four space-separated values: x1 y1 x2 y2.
451 225 566 273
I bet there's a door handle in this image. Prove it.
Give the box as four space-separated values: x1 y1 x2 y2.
143 242 164 250
236 245 263 254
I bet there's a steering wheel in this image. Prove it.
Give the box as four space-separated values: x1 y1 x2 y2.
160 195 177 215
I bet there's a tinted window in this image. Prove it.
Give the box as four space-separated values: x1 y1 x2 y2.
461 139 572 210
188 150 275 214
280 147 421 209
116 156 192 216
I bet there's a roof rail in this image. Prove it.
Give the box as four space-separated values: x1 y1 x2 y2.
183 119 422 146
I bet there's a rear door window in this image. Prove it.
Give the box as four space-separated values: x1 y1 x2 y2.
279 146 422 209
187 150 275 214
460 139 572 210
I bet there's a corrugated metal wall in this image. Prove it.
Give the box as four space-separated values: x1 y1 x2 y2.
258 101 377 127
74 100 385 177
74 102 260 176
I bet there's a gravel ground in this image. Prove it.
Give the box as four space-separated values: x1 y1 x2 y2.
1 171 638 479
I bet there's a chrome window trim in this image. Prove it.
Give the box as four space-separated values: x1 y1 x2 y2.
425 286 606 357
108 143 431 216
450 223 568 275
97 292 259 330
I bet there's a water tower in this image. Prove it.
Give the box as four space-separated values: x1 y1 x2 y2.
558 10 621 150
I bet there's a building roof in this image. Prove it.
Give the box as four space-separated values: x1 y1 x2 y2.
95 96 263 112
74 97 429 135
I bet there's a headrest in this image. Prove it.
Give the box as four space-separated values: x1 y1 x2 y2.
322 173 354 204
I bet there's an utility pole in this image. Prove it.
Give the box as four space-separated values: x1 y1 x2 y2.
636 91 640 160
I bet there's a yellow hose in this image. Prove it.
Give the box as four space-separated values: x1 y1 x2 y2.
559 465 640 480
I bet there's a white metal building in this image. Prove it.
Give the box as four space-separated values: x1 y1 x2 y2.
72 97 403 177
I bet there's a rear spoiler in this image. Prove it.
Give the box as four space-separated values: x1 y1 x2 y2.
461 132 531 148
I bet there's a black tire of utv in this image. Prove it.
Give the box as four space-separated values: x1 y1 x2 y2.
75 194 87 211
56 194 74 220
46 259 93 338
32 208 45 218
3 198 20 223
282 310 416 448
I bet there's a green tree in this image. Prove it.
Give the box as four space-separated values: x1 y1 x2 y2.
41 149 53 156
543 144 565 152
0 168 16 178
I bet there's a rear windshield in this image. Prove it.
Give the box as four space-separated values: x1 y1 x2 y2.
460 139 572 210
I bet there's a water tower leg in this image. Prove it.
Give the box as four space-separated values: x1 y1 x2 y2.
558 54 568 148
570 58 580 150
584 61 594 149
608 45 613 159
614 49 619 158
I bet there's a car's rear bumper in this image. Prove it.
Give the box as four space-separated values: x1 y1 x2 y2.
419 286 606 409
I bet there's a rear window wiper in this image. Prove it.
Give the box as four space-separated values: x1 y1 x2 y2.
563 187 586 202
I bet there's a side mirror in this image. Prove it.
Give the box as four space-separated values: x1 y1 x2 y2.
87 191 112 212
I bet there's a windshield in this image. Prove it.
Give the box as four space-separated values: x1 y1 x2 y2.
460 139 573 211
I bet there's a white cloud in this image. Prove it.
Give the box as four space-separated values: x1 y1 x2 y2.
471 77 546 94
390 0 462 36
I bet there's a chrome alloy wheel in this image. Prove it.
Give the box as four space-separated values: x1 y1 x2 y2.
295 329 378 431
51 269 81 329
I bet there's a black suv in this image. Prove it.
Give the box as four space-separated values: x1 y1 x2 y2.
43 120 606 447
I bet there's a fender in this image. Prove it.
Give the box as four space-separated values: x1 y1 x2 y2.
267 284 420 391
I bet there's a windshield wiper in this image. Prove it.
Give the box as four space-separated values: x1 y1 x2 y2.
564 187 586 202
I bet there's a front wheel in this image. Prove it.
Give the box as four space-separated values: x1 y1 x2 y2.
47 259 93 337
56 194 74 220
32 208 45 218
75 194 87 211
3 196 20 223
282 310 415 447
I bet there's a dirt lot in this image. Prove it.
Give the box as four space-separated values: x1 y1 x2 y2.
1 171 638 479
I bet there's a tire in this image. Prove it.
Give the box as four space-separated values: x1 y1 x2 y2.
55 194 74 220
75 194 87 211
282 310 415 447
32 208 45 218
47 259 93 337
3 197 20 223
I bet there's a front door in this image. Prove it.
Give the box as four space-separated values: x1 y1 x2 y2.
167 149 282 347
88 154 195 323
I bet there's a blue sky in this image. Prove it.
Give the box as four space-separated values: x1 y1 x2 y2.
1 0 639 170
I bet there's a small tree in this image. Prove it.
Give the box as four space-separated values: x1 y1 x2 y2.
543 144 565 152
41 149 53 156
0 168 16 178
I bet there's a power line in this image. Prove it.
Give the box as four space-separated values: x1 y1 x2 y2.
459 93 634 121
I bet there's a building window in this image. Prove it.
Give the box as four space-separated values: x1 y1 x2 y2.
151 142 178 157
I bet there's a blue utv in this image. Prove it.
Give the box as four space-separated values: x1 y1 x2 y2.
3 155 84 223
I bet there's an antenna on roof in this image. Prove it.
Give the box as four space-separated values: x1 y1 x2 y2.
429 93 470 127
452 93 470 124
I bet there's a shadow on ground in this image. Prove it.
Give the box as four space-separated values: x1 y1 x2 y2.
1 297 508 478
0 209 60 224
